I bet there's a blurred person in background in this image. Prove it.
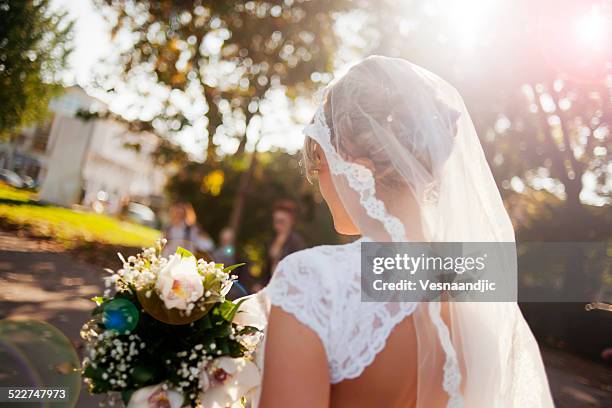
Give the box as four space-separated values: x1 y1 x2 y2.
212 227 236 266
117 196 131 220
261 200 305 285
212 227 251 300
163 202 214 257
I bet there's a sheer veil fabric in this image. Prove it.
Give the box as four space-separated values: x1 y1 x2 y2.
241 56 554 407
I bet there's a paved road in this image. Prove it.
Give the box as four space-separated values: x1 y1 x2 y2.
0 232 104 407
0 232 610 407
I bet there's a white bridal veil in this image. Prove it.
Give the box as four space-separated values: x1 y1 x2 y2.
298 56 553 407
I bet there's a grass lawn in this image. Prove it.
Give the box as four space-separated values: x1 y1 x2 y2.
0 183 160 248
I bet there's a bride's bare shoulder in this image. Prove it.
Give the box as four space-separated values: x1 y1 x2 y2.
277 239 362 267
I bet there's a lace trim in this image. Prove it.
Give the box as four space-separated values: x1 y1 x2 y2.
429 302 464 408
304 108 407 242
334 302 417 383
261 254 332 358
264 290 332 356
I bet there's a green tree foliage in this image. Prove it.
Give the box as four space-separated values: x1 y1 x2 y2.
93 0 350 156
0 0 74 138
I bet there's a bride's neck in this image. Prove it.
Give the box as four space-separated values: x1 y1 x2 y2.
381 188 426 242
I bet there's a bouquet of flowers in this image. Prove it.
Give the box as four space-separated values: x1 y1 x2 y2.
80 239 262 408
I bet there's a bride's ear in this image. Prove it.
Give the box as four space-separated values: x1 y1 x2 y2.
317 146 329 170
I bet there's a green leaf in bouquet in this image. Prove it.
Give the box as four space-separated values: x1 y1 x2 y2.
83 364 104 381
197 314 213 330
91 304 105 316
215 300 239 322
236 325 260 336
209 321 232 338
203 273 223 293
121 390 135 405
229 298 251 320
222 263 245 274
91 296 107 305
83 365 112 393
89 381 111 394
176 246 194 258
216 338 231 355
234 297 248 310
131 363 159 385
228 340 246 358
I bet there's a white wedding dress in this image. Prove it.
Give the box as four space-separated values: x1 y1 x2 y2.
242 56 554 407
264 238 417 384
245 239 553 407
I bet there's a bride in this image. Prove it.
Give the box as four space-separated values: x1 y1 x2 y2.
244 56 554 407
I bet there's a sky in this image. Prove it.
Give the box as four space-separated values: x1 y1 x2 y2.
51 0 110 86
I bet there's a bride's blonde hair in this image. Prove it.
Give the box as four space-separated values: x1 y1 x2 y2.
303 57 460 189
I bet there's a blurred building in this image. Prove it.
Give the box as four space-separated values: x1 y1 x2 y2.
0 86 167 211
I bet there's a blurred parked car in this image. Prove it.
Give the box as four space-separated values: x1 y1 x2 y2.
21 175 38 190
125 202 157 228
0 169 25 188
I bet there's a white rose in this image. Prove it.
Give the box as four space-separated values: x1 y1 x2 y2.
156 254 204 310
127 384 183 408
200 357 261 408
